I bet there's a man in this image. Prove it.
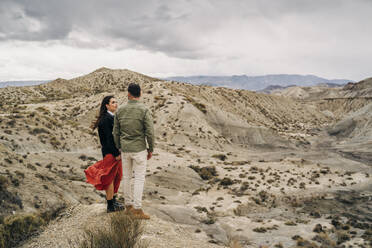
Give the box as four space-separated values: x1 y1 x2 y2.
113 83 154 219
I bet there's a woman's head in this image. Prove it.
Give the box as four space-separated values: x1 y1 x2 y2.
104 96 118 113
91 95 117 130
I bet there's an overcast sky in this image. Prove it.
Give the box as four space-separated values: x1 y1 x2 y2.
0 0 371 81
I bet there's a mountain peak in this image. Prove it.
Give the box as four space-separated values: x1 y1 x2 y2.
92 67 113 73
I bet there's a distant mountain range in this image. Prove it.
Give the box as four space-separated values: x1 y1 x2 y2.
1 74 352 91
259 82 347 94
165 74 352 91
0 80 50 88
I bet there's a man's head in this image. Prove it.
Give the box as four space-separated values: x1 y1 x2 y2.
128 83 141 99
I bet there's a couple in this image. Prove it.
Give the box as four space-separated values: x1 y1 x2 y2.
85 83 154 219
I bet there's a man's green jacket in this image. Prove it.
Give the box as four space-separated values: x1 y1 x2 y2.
113 100 154 153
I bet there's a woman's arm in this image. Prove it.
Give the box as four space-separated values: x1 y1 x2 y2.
102 117 120 157
113 113 121 151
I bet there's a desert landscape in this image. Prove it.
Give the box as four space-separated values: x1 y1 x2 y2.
0 68 371 248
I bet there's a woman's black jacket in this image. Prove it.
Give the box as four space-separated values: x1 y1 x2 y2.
98 112 120 158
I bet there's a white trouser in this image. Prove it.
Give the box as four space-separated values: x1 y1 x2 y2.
122 150 147 209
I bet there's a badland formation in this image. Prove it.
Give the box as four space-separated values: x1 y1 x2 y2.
0 68 371 247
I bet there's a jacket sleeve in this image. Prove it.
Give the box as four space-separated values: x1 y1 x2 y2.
144 109 155 152
112 113 121 151
102 117 120 157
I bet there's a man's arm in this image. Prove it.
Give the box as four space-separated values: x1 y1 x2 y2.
144 109 154 154
112 112 121 151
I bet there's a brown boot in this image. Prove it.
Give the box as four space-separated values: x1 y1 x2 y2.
124 205 133 214
130 208 150 220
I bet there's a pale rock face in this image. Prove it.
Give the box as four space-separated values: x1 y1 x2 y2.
0 68 371 248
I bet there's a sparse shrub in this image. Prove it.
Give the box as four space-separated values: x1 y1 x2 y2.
229 239 243 248
35 173 45 180
36 106 50 114
312 224 324 233
0 176 8 189
6 120 16 128
295 237 318 247
361 229 372 241
26 164 37 171
201 217 215 225
50 136 61 148
11 178 19 187
184 96 207 114
212 154 227 161
253 227 267 233
29 128 50 135
189 165 217 180
40 203 66 223
3 130 11 135
239 182 249 192
336 231 351 244
71 211 147 248
285 221 297 226
72 106 81 111
194 206 208 213
79 155 88 161
3 158 12 164
299 182 306 189
312 232 336 247
220 177 234 186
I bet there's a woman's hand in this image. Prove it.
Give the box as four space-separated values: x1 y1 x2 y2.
147 151 152 160
115 155 121 161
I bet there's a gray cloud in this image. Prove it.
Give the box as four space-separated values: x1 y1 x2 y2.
0 0 368 58
0 0 371 80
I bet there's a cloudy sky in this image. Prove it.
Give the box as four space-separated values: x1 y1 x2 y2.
0 0 371 81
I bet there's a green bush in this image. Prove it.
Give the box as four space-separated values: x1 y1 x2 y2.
0 214 44 248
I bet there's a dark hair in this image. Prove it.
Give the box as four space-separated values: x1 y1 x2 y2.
91 95 114 130
128 83 141 98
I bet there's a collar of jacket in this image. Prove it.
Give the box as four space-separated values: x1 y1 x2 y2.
128 99 139 104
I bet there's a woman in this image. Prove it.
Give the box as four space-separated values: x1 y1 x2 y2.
85 95 124 213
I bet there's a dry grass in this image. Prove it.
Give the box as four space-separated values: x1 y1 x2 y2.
184 96 207 114
70 211 147 248
229 239 242 248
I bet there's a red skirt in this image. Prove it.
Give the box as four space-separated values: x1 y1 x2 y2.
84 154 122 193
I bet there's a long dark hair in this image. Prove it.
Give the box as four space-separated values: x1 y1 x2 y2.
91 95 114 130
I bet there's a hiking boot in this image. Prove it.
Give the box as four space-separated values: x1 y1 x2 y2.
124 205 133 214
107 204 125 213
130 208 150 220
107 204 116 213
107 199 124 213
113 196 124 211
